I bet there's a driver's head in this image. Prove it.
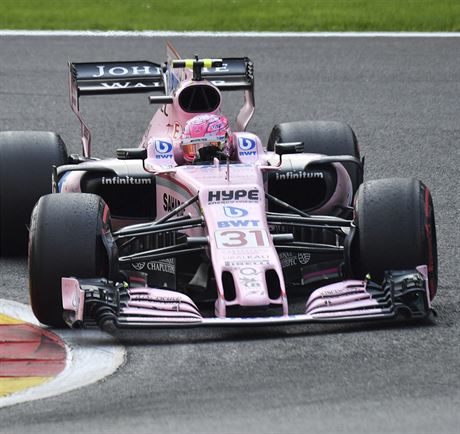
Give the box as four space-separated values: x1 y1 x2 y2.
180 114 231 163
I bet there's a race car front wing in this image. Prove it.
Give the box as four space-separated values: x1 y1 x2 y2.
61 266 433 329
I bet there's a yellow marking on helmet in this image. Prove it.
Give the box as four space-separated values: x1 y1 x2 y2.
203 59 212 68
185 59 194 69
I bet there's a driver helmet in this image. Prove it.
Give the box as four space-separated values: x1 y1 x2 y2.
180 114 232 163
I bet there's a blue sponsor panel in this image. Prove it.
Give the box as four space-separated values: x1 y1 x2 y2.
223 206 248 218
155 140 173 159
238 137 257 156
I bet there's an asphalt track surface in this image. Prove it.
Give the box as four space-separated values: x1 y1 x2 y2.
0 36 459 433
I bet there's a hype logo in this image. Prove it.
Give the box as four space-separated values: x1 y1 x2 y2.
223 206 248 218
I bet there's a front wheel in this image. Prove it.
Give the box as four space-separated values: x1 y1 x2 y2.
348 178 437 299
29 193 112 327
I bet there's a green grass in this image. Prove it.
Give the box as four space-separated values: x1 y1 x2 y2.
1 0 459 31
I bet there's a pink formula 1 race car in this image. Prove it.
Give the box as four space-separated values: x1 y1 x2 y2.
0 44 437 328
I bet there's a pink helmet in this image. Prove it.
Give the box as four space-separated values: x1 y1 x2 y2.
180 114 232 163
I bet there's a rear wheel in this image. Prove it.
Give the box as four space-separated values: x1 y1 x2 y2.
29 193 111 327
267 120 362 193
349 178 437 299
0 131 68 256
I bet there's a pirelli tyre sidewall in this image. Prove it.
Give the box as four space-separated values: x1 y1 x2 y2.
0 131 68 256
351 178 438 300
29 193 111 327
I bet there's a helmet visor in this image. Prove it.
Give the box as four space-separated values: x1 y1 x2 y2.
181 135 227 160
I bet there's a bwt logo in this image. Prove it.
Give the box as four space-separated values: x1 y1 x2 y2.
155 140 173 159
208 189 259 203
224 206 248 218
217 220 259 228
238 137 256 156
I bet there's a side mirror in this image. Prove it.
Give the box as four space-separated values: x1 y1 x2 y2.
274 142 304 156
116 148 147 160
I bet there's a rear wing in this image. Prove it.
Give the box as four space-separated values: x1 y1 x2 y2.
68 57 254 157
69 61 164 96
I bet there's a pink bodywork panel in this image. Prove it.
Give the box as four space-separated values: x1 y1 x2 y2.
150 160 287 317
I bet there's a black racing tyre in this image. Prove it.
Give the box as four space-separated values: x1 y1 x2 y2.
350 178 437 299
267 121 362 193
29 193 111 327
0 131 68 256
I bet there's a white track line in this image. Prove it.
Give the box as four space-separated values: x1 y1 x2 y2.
0 299 125 409
0 30 460 38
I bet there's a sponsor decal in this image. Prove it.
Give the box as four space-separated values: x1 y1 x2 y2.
215 229 269 249
93 65 161 77
132 258 175 274
208 189 259 204
238 137 257 156
99 81 162 89
275 171 324 181
132 262 146 271
163 193 185 216
224 259 270 267
279 252 311 268
298 252 311 265
279 253 296 268
134 294 183 303
102 176 151 185
146 258 175 274
224 253 270 261
318 286 366 297
172 122 182 140
238 267 263 290
223 206 248 218
154 140 173 159
208 121 225 132
217 220 259 228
